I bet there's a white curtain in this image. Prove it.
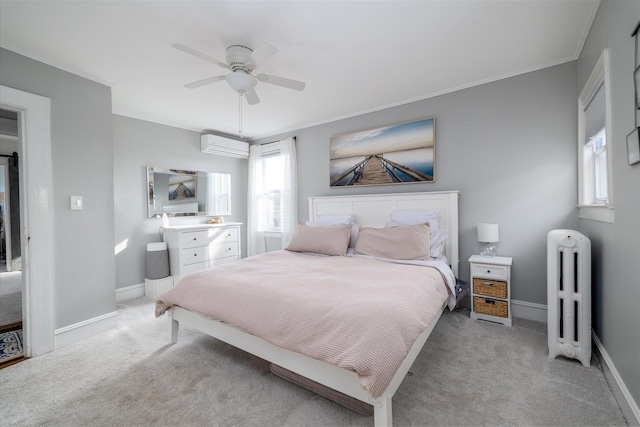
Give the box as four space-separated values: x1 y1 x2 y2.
246 137 298 256
247 144 266 256
279 137 298 247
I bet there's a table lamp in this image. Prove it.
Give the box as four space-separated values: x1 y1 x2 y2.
477 223 499 257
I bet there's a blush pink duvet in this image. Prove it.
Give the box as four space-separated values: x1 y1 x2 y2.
156 250 449 398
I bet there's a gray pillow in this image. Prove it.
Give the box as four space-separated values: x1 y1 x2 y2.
354 223 431 260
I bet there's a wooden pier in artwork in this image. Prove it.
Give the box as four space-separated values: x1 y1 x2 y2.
330 155 433 187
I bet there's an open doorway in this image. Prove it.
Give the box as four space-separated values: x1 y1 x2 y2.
0 108 24 367
1 85 55 360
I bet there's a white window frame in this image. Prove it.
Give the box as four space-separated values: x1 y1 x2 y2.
257 143 284 236
577 49 614 223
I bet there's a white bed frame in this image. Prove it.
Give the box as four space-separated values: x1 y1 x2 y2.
168 190 459 426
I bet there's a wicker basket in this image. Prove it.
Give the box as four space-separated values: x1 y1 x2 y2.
473 278 508 299
473 296 508 318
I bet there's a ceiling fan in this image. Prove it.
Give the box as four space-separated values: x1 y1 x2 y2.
173 41 306 105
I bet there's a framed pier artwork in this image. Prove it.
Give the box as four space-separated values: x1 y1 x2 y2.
329 118 435 187
168 169 197 200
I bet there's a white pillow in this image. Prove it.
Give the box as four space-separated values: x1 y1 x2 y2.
390 210 440 230
315 214 355 225
429 229 448 259
310 214 359 248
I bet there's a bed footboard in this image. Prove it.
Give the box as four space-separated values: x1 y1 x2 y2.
165 302 445 427
373 394 392 427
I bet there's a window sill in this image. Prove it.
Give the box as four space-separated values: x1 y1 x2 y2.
262 231 282 238
577 204 615 223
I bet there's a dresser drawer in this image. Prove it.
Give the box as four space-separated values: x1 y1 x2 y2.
180 255 239 277
472 278 508 299
180 227 239 249
473 296 508 318
470 263 508 281
181 241 239 266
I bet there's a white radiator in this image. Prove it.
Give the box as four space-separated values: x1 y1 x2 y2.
547 229 591 367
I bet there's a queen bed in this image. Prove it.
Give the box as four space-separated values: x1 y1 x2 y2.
156 191 459 427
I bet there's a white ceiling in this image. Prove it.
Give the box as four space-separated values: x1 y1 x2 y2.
0 1 598 140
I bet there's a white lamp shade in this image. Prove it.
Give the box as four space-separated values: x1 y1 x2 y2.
477 223 499 243
225 71 257 93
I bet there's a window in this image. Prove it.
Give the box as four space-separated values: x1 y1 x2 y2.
583 126 607 204
260 153 284 232
247 138 298 256
578 49 614 223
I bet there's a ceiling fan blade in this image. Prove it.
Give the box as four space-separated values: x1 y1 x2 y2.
184 75 226 89
257 73 306 91
249 41 278 67
172 44 229 70
245 89 260 105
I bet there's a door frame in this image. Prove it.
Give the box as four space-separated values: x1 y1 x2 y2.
0 157 12 271
0 85 54 357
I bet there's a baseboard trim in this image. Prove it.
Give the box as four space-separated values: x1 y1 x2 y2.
54 311 118 350
592 332 640 426
511 299 547 323
115 283 145 302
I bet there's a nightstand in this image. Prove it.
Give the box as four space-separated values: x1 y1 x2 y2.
469 254 512 327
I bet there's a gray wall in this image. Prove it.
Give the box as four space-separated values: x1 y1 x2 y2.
113 115 247 288
0 48 116 329
256 61 579 306
577 0 640 413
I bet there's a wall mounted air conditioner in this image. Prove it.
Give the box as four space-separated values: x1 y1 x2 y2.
201 134 249 159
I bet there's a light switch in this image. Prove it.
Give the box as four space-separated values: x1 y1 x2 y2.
70 196 83 210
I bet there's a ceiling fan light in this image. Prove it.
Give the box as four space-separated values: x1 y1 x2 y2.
225 71 257 93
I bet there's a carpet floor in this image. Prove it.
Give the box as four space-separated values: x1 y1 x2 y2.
0 298 628 426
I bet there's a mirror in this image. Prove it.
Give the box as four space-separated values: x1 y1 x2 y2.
147 167 231 218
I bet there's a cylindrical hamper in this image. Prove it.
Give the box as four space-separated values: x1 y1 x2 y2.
146 242 169 279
